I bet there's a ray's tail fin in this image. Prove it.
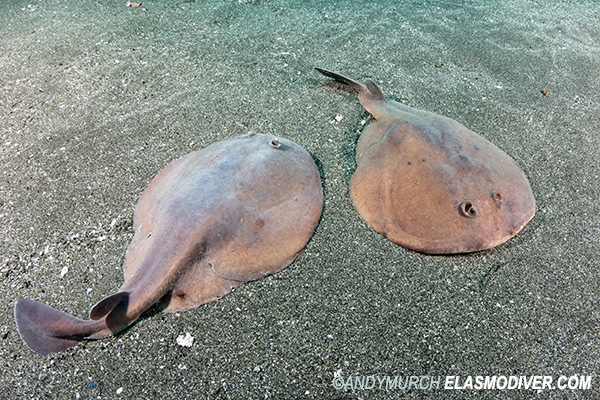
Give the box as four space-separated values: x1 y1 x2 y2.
314 67 367 93
14 299 98 355
14 292 130 355
314 67 387 119
89 292 131 333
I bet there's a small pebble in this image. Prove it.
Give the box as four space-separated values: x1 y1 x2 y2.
176 332 194 347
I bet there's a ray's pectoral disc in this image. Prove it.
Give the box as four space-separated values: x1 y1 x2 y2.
316 67 535 254
14 133 323 355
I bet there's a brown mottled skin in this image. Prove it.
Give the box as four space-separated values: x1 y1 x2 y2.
15 133 323 355
316 67 535 254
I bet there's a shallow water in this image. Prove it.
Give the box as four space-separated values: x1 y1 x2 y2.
1 0 599 398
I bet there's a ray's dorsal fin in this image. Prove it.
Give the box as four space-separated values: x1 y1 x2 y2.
365 79 386 102
89 291 129 321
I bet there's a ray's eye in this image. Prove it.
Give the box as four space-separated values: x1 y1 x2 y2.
269 139 282 149
491 190 503 207
459 201 478 218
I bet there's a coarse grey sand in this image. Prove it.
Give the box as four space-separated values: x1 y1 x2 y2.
1 0 599 399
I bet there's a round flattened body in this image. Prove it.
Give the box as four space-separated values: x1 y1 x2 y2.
350 116 535 254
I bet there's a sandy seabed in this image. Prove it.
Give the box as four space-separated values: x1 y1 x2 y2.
1 0 599 399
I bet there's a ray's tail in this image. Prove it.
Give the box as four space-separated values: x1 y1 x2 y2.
314 67 387 119
14 292 129 355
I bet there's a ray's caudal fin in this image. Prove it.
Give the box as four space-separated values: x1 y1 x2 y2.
14 292 129 355
314 67 387 118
